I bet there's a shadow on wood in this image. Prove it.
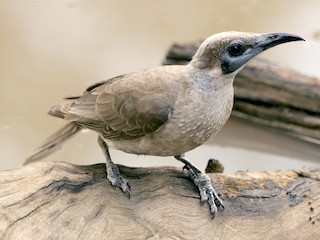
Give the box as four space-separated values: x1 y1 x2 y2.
0 162 319 239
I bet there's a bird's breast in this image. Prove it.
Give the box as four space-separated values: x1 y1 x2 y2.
170 84 234 143
106 83 234 156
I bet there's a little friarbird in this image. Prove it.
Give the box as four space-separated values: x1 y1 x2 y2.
25 31 304 218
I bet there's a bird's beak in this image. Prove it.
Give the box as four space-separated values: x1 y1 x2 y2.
220 32 304 74
256 33 304 51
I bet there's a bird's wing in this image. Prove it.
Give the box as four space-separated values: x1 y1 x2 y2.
60 67 184 140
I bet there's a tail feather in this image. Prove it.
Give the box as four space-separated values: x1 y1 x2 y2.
24 122 81 165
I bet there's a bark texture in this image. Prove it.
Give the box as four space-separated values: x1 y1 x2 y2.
0 162 319 240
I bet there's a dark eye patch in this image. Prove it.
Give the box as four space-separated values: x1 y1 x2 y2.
227 43 246 57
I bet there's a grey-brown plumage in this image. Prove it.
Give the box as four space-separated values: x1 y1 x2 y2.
25 31 304 218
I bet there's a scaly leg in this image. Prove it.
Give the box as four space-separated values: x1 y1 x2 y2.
98 136 131 198
175 154 224 218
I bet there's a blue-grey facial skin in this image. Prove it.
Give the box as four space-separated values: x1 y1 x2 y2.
221 33 304 74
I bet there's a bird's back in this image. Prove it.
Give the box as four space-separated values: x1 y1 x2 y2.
47 64 234 156
104 66 235 156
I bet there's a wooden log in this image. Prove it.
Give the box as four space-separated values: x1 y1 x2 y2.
0 162 319 240
164 43 320 144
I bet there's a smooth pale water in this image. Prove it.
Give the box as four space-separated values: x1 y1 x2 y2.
0 0 319 172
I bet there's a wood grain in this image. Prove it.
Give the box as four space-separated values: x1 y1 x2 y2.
1 162 319 240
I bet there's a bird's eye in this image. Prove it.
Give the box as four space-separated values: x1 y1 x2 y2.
227 43 246 57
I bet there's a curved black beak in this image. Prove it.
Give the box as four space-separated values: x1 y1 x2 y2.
257 33 305 51
220 32 304 75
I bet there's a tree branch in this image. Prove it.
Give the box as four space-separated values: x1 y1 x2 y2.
0 162 319 239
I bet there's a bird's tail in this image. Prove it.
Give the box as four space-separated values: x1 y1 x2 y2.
24 122 81 165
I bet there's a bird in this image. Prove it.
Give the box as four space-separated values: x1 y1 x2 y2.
25 31 304 218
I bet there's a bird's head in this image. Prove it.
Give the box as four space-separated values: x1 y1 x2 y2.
190 31 304 75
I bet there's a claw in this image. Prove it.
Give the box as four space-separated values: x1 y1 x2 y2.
193 172 224 218
214 195 225 210
98 136 132 199
219 203 225 211
182 165 188 173
121 180 131 199
210 206 218 219
126 190 131 200
107 166 131 198
176 155 224 219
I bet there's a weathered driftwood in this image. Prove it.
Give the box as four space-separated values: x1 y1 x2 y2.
0 162 319 240
164 43 320 144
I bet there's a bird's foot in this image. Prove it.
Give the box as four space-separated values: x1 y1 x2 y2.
183 162 224 218
98 136 131 198
106 162 131 198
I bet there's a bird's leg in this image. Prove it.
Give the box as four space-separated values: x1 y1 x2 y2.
175 154 224 218
98 136 131 198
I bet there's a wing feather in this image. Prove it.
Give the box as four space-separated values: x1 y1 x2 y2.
50 66 186 140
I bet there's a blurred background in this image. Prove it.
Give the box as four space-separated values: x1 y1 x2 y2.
0 0 319 172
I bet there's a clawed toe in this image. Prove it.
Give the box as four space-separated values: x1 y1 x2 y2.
98 136 132 198
176 155 224 218
118 177 131 199
195 173 224 218
107 166 131 198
